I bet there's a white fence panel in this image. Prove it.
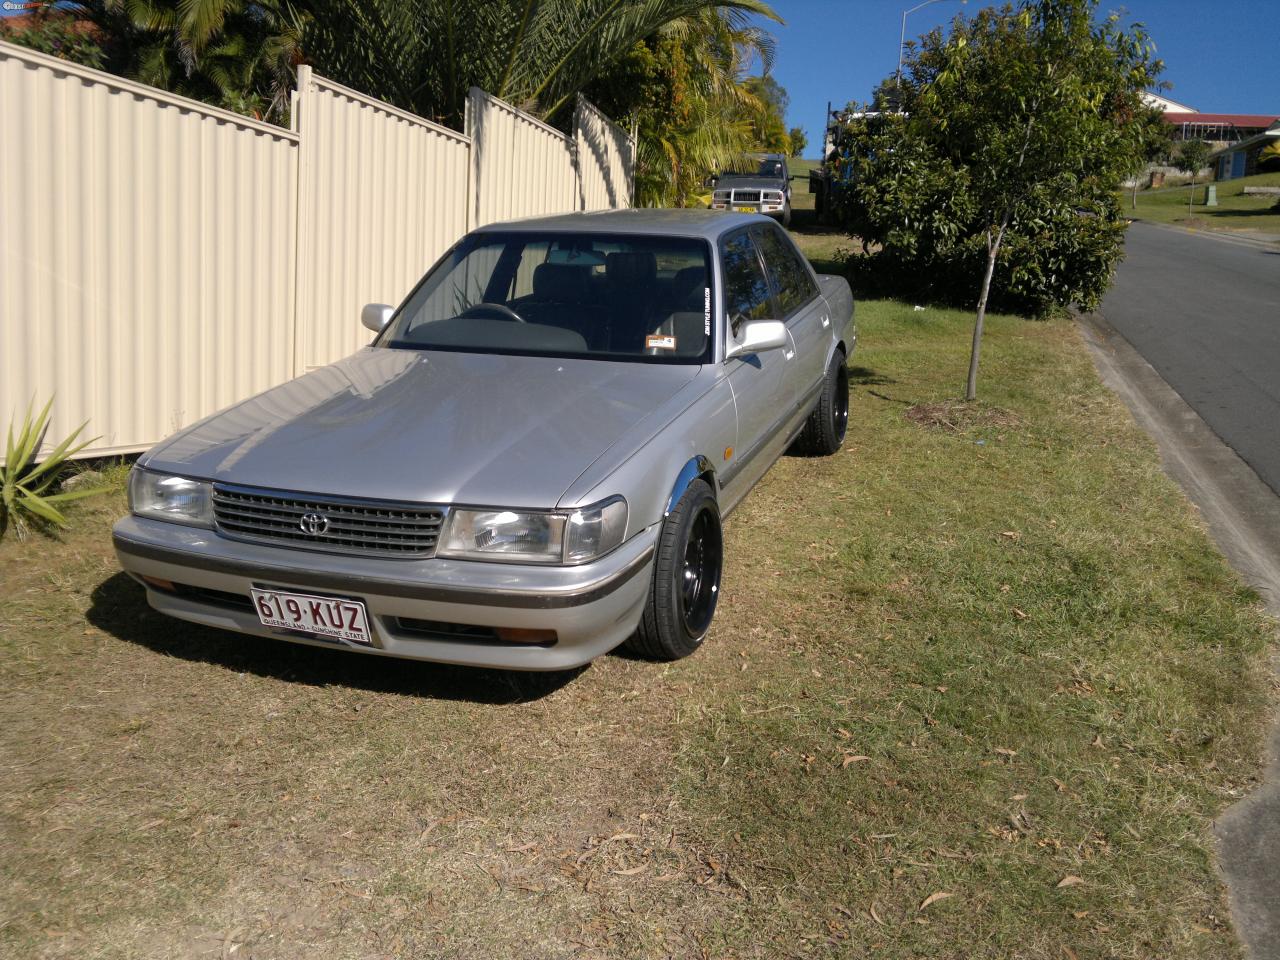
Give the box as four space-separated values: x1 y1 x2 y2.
0 40 298 458
1 45 634 461
293 68 472 372
575 96 635 211
466 88 579 228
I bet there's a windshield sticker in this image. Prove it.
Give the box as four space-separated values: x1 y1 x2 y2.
646 334 677 351
704 287 711 335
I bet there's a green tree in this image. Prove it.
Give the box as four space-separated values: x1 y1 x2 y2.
838 0 1162 400
1173 139 1213 214
743 73 790 152
787 126 807 157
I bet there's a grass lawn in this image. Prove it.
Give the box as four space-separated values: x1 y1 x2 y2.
1 238 1275 957
1125 170 1280 235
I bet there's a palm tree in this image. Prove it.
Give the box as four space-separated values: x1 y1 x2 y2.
586 7 782 206
298 0 779 130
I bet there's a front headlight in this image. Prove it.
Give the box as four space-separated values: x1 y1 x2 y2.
438 497 627 564
128 468 214 527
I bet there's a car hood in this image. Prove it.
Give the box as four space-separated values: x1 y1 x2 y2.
718 176 785 191
144 348 705 508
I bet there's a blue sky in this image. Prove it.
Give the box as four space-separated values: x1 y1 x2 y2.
767 0 1280 157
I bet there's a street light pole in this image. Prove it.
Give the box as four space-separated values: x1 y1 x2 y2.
896 0 966 107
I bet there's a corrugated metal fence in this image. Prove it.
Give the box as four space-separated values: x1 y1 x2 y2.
0 40 635 459
0 43 299 457
576 96 637 213
293 68 473 374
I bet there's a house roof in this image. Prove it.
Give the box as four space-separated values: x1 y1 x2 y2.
1162 112 1279 128
1143 92 1198 113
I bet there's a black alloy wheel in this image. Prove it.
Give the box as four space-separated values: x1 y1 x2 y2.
626 479 722 661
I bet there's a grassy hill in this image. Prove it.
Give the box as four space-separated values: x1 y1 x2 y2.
1125 170 1280 235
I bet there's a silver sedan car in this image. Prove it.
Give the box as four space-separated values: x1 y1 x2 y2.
112 210 855 671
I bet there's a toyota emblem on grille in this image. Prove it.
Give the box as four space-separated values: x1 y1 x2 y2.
299 512 329 535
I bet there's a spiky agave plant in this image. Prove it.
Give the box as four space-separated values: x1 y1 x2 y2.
0 399 105 542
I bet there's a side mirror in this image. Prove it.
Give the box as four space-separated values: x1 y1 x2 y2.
725 319 788 360
361 303 393 333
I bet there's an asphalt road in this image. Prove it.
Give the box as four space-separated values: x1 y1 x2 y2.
1101 223 1280 495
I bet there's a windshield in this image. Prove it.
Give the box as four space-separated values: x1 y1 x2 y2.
380 231 714 364
724 159 785 179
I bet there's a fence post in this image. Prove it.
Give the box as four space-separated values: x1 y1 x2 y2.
291 65 313 379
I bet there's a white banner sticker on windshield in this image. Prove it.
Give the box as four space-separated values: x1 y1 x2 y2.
704 287 711 335
646 334 677 351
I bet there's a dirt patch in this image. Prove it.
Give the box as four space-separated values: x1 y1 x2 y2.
905 399 1022 433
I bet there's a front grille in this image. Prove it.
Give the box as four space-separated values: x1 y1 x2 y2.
212 484 445 558
731 190 761 203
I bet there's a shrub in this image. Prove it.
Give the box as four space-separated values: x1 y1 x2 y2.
1 399 105 542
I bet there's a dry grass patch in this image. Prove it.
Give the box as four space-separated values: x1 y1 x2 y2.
905 399 1022 434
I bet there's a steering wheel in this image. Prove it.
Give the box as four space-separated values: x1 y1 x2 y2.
459 302 526 323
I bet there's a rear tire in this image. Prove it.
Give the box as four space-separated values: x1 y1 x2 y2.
781 202 792 228
792 352 849 456
626 479 722 661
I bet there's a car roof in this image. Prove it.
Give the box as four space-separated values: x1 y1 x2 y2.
471 208 777 241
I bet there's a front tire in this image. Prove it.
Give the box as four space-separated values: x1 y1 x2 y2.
626 479 722 661
792 352 849 456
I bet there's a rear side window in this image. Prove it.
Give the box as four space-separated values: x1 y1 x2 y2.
754 224 818 318
720 230 773 329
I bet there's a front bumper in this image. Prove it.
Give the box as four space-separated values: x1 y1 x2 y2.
710 201 786 217
112 516 658 670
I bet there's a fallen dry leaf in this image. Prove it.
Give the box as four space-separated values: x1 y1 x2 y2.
837 728 853 739
1001 530 1021 540
869 903 885 926
994 747 1018 757
1056 875 1085 888
919 891 954 911
613 864 648 876
1073 911 1089 919
1062 947 1079 960
842 754 872 767
1010 794 1028 801
1013 608 1028 620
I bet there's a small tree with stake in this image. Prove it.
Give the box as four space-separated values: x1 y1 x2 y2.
1174 139 1213 215
896 0 1161 400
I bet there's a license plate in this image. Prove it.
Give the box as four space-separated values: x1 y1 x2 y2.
251 588 372 645
734 206 756 213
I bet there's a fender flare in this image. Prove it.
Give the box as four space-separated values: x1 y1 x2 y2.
665 455 715 517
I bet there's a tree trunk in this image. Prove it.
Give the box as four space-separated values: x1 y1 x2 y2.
1188 176 1195 215
967 224 1005 402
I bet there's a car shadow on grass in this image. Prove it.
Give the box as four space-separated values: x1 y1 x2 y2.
849 365 896 387
86 572 584 703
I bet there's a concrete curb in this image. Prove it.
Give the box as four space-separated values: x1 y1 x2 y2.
1076 310 1280 960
